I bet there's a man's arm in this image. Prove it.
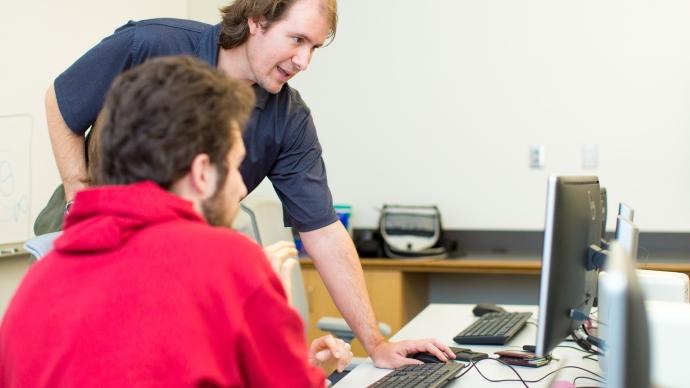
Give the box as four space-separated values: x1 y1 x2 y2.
45 84 88 201
300 221 455 368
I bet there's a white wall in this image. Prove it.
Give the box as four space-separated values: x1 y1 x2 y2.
188 0 227 23
285 0 690 232
8 0 690 236
0 0 188 243
188 0 690 232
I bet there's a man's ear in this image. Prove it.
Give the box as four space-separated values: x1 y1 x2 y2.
247 16 266 35
189 153 218 199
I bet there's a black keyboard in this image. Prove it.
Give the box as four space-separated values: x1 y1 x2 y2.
368 362 465 388
453 311 532 345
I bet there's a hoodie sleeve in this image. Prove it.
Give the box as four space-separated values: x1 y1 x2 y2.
237 276 325 387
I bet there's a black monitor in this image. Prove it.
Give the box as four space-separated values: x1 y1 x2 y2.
535 175 604 357
599 240 650 388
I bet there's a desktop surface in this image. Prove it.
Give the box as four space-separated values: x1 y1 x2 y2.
334 304 602 387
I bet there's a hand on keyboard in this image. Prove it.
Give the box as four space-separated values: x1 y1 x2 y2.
369 338 456 368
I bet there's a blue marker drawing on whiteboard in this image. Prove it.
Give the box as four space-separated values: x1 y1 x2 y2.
0 156 28 223
0 114 33 245
1 159 15 197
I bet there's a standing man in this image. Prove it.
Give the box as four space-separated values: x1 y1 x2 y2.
40 0 454 367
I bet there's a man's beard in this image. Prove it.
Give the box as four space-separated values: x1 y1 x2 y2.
201 186 233 227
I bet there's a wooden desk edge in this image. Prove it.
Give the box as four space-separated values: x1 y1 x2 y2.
300 257 690 276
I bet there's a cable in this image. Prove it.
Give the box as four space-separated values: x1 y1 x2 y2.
452 359 479 380
525 365 603 384
458 356 604 387
486 359 604 384
555 345 595 354
571 327 604 356
582 354 599 362
573 375 604 386
472 358 529 387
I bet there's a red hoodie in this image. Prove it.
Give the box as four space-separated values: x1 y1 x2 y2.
0 182 325 388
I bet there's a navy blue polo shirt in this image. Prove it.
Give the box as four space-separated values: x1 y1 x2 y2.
54 18 337 232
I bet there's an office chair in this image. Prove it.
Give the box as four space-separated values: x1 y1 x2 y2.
236 195 391 341
23 231 61 260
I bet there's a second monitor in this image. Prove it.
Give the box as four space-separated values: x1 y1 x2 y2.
535 175 605 357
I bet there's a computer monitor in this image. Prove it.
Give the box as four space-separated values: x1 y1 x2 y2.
617 202 635 222
535 175 604 357
599 240 650 388
615 216 639 260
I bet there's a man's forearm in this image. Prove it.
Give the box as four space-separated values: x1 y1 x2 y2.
300 221 385 354
45 84 88 201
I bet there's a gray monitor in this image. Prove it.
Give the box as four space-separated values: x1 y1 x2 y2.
599 241 650 388
536 175 604 356
617 202 635 222
615 216 639 260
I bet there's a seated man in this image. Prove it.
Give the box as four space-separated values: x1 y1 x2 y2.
0 56 351 387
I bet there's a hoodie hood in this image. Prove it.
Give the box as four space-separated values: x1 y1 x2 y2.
55 181 205 254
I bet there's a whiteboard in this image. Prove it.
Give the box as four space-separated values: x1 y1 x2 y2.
0 115 32 245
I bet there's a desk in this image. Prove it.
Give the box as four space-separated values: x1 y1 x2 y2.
334 304 602 387
301 256 689 356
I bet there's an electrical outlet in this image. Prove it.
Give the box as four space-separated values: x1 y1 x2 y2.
582 143 598 169
529 145 545 169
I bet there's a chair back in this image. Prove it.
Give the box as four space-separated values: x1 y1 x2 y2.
235 196 293 247
23 232 62 260
235 196 309 331
280 258 310 331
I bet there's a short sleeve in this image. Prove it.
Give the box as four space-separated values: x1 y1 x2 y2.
268 112 338 232
54 22 137 135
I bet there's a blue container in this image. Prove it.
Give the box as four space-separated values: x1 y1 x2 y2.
334 204 352 234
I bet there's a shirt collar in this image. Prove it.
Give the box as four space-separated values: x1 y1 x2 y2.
252 84 269 110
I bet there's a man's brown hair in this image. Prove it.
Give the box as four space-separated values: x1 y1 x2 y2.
219 0 337 49
92 56 255 189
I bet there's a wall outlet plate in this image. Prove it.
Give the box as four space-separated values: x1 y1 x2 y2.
529 145 545 169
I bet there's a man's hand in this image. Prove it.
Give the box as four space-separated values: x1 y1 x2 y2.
369 339 456 368
308 335 353 375
263 240 298 273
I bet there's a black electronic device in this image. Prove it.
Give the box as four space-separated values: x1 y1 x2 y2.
472 303 506 317
451 347 489 362
410 347 488 363
367 363 465 388
410 352 445 363
535 175 604 357
453 311 532 345
494 349 552 368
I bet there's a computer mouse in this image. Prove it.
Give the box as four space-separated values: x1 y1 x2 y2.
472 303 506 317
410 352 445 363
